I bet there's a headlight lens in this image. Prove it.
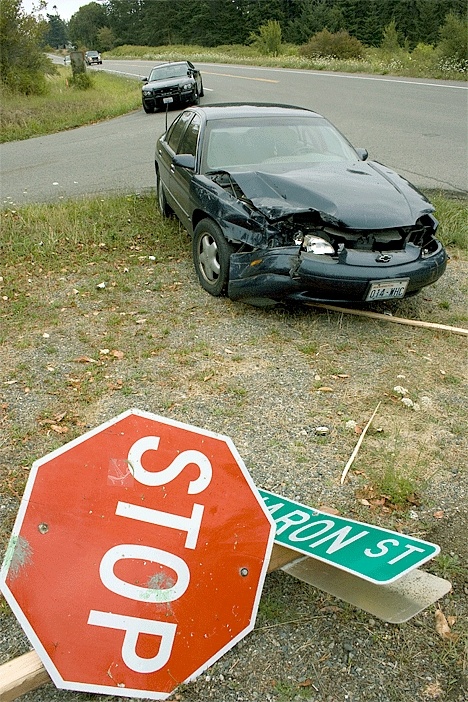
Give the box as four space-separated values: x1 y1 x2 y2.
143 90 152 96
296 235 335 254
182 82 193 90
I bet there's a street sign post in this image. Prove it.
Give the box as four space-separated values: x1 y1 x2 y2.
0 409 275 700
260 489 439 584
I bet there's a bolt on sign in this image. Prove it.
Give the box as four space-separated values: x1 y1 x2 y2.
0 409 275 700
259 489 439 584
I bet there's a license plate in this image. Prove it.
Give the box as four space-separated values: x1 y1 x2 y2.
365 278 409 302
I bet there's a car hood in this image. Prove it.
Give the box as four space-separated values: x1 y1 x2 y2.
226 161 434 229
144 76 193 90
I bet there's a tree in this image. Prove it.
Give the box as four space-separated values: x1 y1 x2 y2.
44 12 68 48
0 0 54 94
97 26 116 51
380 20 401 53
68 1 108 48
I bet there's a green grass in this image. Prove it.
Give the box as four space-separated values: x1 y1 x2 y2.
0 66 141 143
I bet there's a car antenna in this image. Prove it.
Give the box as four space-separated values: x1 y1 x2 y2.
163 97 173 132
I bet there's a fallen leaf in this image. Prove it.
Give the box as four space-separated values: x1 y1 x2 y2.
298 679 313 688
111 350 124 359
433 510 444 519
435 609 458 641
319 506 341 516
74 355 96 364
51 425 69 434
317 386 333 392
422 681 443 699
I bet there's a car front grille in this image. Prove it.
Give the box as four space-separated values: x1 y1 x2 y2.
154 86 180 98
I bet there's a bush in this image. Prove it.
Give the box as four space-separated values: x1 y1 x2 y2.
249 20 282 56
299 29 365 60
69 72 94 90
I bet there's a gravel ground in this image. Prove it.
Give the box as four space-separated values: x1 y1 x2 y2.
1 250 467 702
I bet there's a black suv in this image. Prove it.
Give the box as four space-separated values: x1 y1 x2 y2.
141 61 204 114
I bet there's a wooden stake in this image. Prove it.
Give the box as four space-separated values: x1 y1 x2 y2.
306 303 468 336
340 401 381 485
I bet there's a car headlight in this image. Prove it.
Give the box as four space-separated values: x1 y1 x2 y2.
182 83 193 90
143 90 152 96
296 235 335 255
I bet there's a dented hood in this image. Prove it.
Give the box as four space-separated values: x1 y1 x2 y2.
228 161 434 229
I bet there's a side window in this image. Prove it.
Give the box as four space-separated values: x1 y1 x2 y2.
177 115 201 156
166 112 194 153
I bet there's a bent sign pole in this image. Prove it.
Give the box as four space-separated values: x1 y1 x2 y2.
0 410 451 701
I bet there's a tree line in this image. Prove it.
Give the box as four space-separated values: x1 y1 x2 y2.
44 0 466 52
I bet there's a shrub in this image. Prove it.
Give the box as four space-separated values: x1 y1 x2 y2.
299 29 364 60
437 12 468 63
249 20 282 56
69 72 93 90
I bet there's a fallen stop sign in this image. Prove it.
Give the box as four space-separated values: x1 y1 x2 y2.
0 409 275 700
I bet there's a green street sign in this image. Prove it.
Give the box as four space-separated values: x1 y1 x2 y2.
259 489 440 584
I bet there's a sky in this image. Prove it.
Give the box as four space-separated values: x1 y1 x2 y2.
22 1 103 22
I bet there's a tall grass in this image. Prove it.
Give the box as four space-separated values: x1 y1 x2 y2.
108 43 468 80
0 67 141 143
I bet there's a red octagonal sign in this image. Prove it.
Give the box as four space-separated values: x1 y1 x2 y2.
1 409 275 699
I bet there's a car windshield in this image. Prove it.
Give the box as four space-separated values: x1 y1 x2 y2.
149 64 189 81
202 116 358 173
87 51 99 56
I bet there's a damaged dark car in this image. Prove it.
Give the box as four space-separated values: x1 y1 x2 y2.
155 104 447 306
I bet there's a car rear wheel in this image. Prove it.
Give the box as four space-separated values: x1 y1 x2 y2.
157 171 171 217
192 219 235 297
143 101 154 114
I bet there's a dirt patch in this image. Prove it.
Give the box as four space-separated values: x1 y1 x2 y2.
1 253 467 702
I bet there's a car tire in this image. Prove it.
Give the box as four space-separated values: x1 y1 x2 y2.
199 81 204 98
192 88 199 106
192 219 235 297
157 171 171 217
143 101 154 114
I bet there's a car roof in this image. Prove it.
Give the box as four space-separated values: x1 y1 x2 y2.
188 103 323 121
152 61 191 68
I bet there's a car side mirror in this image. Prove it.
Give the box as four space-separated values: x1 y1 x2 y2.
173 154 195 170
142 77 148 82
356 148 368 161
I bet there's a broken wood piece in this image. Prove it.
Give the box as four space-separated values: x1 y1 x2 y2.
340 401 381 484
306 302 468 336
0 649 51 702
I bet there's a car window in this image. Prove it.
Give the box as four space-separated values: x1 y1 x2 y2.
149 64 189 81
202 117 358 172
177 115 200 156
166 112 194 153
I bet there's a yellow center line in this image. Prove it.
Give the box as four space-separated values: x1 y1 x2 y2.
204 71 278 83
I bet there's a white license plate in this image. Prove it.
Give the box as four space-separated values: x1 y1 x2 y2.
365 278 409 302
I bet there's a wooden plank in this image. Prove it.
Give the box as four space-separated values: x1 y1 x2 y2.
306 302 468 336
0 650 50 702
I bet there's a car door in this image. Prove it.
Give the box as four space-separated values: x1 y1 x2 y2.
170 113 201 231
157 110 194 213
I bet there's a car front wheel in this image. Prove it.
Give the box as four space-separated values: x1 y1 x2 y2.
192 219 235 297
143 101 154 114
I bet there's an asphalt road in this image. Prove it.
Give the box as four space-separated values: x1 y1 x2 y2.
1 58 467 205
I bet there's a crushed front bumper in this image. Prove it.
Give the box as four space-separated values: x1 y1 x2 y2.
228 243 448 304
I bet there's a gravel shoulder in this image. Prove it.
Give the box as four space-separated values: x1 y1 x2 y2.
1 247 467 702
